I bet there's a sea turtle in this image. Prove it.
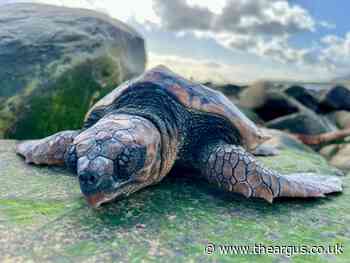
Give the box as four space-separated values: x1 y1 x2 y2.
16 66 343 208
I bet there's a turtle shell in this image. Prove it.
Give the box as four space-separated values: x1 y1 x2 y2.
84 65 270 151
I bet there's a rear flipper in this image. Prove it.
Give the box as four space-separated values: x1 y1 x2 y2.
277 173 342 199
197 142 342 203
16 130 79 165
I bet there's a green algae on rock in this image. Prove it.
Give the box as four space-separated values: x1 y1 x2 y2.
0 3 146 139
0 137 348 262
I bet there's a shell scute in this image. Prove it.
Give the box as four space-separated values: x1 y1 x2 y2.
84 65 270 150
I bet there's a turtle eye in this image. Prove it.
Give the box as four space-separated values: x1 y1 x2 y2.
115 151 132 181
113 145 147 181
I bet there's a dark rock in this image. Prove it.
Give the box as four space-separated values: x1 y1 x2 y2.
254 91 300 122
0 3 146 139
321 85 350 111
240 81 302 122
284 85 321 113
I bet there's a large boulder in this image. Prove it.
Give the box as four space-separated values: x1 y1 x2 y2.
0 3 146 139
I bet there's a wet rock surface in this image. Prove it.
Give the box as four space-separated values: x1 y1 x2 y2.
0 139 348 262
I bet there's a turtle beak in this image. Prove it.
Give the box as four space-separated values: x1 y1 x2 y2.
83 180 136 208
85 192 111 209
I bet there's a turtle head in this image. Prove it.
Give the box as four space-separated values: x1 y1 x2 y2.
68 114 162 208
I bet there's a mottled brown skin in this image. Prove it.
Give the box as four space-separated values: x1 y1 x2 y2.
16 66 343 208
198 142 342 203
17 131 78 165
68 114 163 207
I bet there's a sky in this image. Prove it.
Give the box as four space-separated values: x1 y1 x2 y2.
1 0 349 83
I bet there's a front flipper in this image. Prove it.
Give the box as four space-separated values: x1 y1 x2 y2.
16 130 79 165
197 142 342 203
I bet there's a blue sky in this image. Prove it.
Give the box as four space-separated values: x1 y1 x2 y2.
289 1 349 46
2 0 350 83
293 1 348 35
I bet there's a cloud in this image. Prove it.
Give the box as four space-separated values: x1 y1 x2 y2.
214 0 315 36
152 0 214 31
147 52 330 84
153 0 315 35
152 0 331 66
321 33 350 70
210 33 316 64
148 52 262 84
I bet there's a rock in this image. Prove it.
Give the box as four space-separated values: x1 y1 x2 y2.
266 112 337 135
260 128 316 153
239 81 281 110
321 85 350 112
0 139 347 262
0 3 146 139
252 144 280 156
240 82 350 128
329 144 350 170
284 85 321 113
240 82 300 122
319 144 341 160
335 111 350 129
255 91 300 122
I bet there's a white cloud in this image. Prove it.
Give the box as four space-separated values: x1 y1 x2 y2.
321 33 350 70
153 0 316 35
147 52 330 84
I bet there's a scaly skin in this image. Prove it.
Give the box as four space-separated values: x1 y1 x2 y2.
198 142 342 203
16 130 78 165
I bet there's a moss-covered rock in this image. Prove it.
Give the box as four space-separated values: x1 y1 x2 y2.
0 139 348 262
0 3 146 139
